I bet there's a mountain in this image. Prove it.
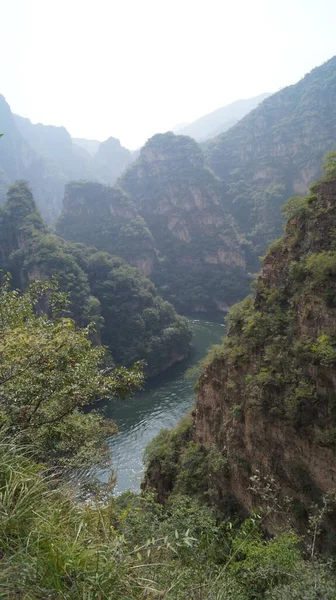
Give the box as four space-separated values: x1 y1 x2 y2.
56 180 158 276
145 157 336 546
177 93 271 142
94 137 133 184
119 132 250 312
0 180 191 376
0 96 134 223
72 137 101 156
206 56 336 257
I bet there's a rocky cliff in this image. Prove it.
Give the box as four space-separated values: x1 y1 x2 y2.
146 164 336 546
56 181 158 276
206 56 336 259
120 132 250 312
196 172 336 537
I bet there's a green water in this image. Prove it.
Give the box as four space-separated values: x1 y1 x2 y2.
100 317 225 494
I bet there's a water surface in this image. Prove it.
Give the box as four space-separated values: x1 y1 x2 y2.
101 317 224 494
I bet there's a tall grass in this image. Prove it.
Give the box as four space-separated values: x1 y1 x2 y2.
0 437 335 599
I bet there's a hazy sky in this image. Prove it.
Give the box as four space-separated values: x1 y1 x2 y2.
1 0 336 148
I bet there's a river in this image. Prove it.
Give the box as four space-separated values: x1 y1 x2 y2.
100 317 225 494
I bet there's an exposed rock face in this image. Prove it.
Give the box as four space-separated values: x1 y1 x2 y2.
206 56 336 258
56 181 158 276
120 132 250 312
192 176 336 541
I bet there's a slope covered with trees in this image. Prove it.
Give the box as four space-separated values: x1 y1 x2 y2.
0 181 191 376
206 56 336 257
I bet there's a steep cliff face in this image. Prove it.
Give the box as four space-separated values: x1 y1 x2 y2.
146 167 336 543
206 56 336 257
120 132 249 312
193 174 336 537
56 181 158 276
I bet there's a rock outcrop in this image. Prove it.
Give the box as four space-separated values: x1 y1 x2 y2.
120 132 250 312
56 181 158 276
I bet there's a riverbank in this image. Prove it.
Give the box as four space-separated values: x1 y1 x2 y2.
100 317 225 494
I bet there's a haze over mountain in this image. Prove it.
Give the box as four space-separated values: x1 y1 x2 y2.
72 138 101 157
205 55 336 259
2 1 336 594
176 93 271 141
2 56 335 318
0 97 135 222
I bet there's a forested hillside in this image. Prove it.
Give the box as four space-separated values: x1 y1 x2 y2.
0 181 191 375
206 56 336 256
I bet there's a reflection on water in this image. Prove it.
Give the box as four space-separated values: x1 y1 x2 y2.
100 317 225 494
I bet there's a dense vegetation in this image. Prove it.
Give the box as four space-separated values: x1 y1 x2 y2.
120 132 250 312
2 438 336 599
0 181 192 376
0 285 333 598
0 277 144 470
206 56 336 260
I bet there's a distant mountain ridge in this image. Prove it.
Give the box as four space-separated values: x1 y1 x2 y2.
176 93 271 141
0 96 134 222
72 137 101 156
205 55 336 259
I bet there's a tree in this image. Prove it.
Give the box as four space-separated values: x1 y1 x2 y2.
323 150 336 180
0 275 144 469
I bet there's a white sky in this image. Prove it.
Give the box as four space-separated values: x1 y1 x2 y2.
1 0 336 149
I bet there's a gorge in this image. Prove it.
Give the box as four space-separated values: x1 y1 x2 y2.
1 53 336 598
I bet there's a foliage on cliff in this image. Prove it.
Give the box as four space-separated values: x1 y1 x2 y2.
206 56 336 258
0 181 191 376
120 132 250 312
